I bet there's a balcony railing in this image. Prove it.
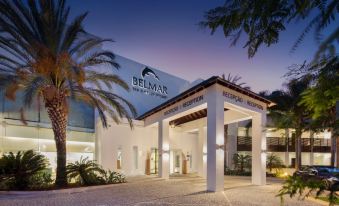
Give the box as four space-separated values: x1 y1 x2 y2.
237 136 331 153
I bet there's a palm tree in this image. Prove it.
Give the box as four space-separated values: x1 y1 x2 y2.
266 153 284 172
233 153 251 172
0 0 136 187
262 77 311 170
222 73 251 90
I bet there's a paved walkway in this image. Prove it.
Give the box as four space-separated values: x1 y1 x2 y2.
0 175 322 206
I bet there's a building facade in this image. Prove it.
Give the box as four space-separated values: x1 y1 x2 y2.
0 55 332 191
235 120 331 167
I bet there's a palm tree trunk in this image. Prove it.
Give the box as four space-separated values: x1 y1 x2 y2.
329 127 336 166
295 129 302 170
331 135 336 167
45 97 68 187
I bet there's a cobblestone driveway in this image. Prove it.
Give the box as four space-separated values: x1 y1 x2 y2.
0 175 322 206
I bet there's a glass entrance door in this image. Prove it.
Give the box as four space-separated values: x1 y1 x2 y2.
150 148 158 174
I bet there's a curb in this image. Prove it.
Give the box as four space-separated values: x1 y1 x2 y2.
307 197 329 206
0 182 126 196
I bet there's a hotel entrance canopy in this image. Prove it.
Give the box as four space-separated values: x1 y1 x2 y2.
137 76 275 192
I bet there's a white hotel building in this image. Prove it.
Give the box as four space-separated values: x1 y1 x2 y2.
0 55 332 191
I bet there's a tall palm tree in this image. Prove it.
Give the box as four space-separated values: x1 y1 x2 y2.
0 0 136 187
262 77 311 170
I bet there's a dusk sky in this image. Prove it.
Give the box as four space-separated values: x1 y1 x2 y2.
68 0 321 93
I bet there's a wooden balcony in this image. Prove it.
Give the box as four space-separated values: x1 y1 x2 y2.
237 136 331 153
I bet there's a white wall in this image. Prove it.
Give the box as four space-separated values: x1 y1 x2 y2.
96 119 202 176
170 128 199 173
96 119 158 176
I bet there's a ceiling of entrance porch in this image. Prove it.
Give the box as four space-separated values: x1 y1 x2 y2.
171 109 251 133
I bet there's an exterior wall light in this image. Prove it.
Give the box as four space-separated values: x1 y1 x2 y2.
159 143 170 160
216 144 225 150
203 152 207 162
163 143 170 152
162 149 170 161
161 149 170 154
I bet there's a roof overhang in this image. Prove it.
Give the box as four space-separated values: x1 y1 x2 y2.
137 76 275 120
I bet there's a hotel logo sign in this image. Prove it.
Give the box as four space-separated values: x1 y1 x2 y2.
132 67 168 99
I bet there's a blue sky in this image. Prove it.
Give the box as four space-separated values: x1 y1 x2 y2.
68 0 329 92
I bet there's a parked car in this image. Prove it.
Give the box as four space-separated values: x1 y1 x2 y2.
294 166 339 190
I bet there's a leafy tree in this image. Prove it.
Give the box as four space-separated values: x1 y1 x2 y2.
233 153 251 172
0 150 49 190
298 57 339 166
261 77 311 170
0 0 136 187
201 0 339 60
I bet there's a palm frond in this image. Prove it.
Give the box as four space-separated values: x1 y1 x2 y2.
85 71 129 91
0 0 135 129
22 75 49 107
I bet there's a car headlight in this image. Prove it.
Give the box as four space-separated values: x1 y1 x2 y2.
328 177 339 182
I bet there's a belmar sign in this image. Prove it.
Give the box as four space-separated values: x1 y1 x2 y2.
132 67 168 99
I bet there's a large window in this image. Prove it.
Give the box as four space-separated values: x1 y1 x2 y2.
0 124 95 172
0 90 95 172
0 91 94 130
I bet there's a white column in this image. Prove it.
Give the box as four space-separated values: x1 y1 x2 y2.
206 85 224 192
310 131 314 165
198 126 207 178
158 120 170 179
251 112 267 185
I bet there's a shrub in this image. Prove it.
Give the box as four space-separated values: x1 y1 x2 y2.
66 157 126 186
225 167 252 176
102 170 126 184
0 150 49 190
66 157 105 186
28 170 54 190
277 175 338 206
